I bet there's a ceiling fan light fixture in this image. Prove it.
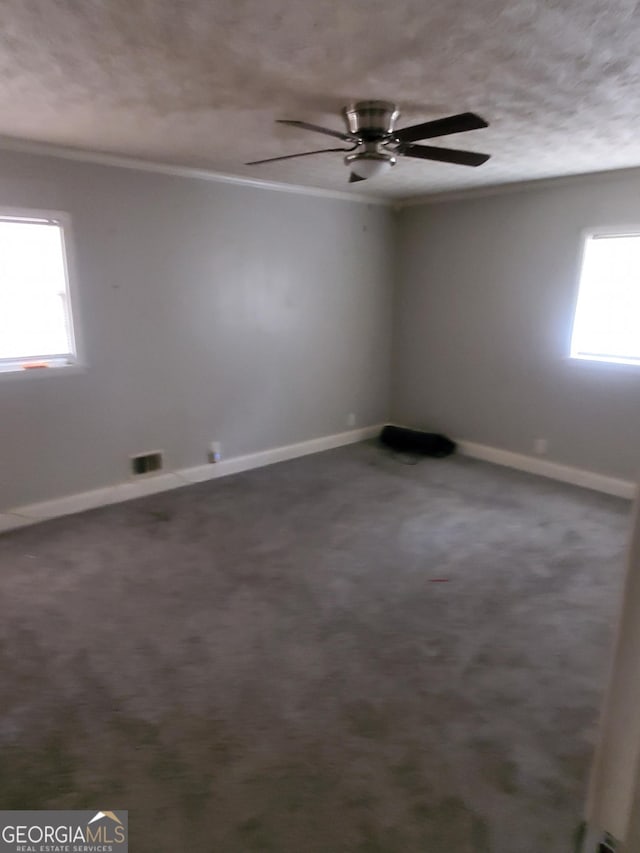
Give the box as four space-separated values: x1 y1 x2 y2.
346 152 396 180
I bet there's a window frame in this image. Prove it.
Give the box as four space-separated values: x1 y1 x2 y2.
0 207 84 380
569 225 640 370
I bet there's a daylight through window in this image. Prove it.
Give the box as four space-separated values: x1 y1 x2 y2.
571 232 640 366
0 213 77 374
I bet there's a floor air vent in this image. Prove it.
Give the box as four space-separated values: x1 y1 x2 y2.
131 451 163 476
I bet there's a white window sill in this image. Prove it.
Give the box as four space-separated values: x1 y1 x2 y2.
0 363 87 381
567 354 640 372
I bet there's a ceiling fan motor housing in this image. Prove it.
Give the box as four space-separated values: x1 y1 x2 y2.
342 100 400 141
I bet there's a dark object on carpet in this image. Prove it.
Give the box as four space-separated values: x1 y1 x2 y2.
380 424 456 457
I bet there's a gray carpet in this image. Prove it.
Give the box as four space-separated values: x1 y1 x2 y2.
0 441 630 853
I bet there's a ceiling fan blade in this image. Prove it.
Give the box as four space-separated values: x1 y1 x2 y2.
398 143 490 167
277 119 355 142
349 173 367 183
394 112 488 143
246 146 352 166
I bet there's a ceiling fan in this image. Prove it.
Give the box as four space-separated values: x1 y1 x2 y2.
246 100 491 183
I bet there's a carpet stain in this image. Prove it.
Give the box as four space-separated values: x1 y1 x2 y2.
0 734 76 808
244 758 339 815
347 793 378 810
237 814 276 849
389 751 430 796
472 813 492 852
411 800 432 821
473 739 519 794
345 702 391 740
148 509 172 523
358 823 405 853
418 797 491 851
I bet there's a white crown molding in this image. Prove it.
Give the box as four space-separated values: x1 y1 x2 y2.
1 133 639 208
396 164 640 208
0 424 383 534
0 135 390 206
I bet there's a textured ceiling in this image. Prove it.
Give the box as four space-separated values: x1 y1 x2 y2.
1 0 640 200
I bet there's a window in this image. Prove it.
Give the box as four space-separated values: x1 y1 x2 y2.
571 231 640 366
0 210 79 375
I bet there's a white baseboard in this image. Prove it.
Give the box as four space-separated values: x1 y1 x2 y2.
457 439 636 500
1 427 634 535
0 424 382 534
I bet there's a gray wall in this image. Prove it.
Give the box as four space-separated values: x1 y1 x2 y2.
0 151 395 510
5 150 640 511
393 171 640 480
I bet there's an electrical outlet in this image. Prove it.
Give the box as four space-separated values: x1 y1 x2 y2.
347 413 356 427
534 438 548 455
208 441 221 463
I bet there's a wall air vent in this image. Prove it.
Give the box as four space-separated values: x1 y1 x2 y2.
130 450 164 476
